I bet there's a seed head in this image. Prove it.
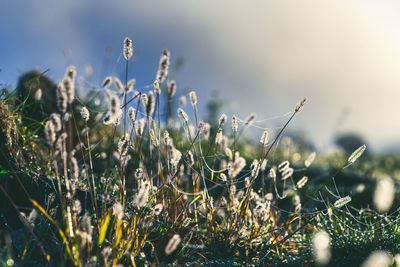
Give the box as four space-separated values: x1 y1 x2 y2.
50 113 62 132
232 115 238 133
123 37 133 60
102 76 112 88
167 80 176 97
128 107 135 123
334 195 352 208
153 80 161 95
156 49 170 83
295 98 307 112
305 152 316 167
260 130 268 147
165 234 181 256
347 144 366 166
80 107 90 122
189 91 197 106
56 82 68 113
244 113 256 126
178 108 188 123
374 177 394 213
114 77 123 92
218 114 227 127
34 88 42 101
127 79 135 92
146 91 155 116
45 120 56 145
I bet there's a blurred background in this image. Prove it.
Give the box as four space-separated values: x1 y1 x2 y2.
1 0 400 153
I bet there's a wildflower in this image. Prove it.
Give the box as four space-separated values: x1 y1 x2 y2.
50 113 62 132
189 91 197 106
295 98 307 112
34 88 42 101
123 37 133 60
347 144 366 166
80 107 90 122
167 80 176 97
374 177 394 213
305 152 316 167
296 176 308 188
165 234 181 255
102 76 112 88
334 195 352 208
156 49 170 83
45 120 56 145
312 231 331 265
56 82 68 113
260 130 268 147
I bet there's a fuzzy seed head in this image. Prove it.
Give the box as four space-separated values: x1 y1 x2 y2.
45 120 56 145
244 113 256 126
232 115 238 133
177 108 188 123
102 76 112 88
167 80 176 97
165 234 181 256
114 77 123 92
374 177 394 213
127 79 135 92
189 91 197 106
34 88 42 101
123 37 133 60
296 176 308 189
50 113 62 132
56 82 68 113
305 152 316 167
347 144 366 166
180 95 187 107
295 98 307 112
219 114 227 127
312 231 331 265
334 195 352 208
80 107 90 122
156 49 170 83
215 128 223 145
260 130 269 147
146 91 155 116
128 107 135 123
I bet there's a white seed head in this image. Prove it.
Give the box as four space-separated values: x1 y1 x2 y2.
153 80 161 95
146 91 155 116
34 88 42 101
63 76 74 104
312 231 331 265
123 37 133 60
374 177 394 213
260 130 269 147
347 144 366 166
128 107 135 123
80 107 90 122
167 80 176 97
113 77 123 92
295 97 307 112
232 115 238 133
305 152 316 167
102 76 112 88
296 176 308 189
56 82 68 113
156 49 170 83
177 108 188 123
361 251 392 267
50 113 62 132
229 157 246 178
334 195 352 208
219 113 227 127
44 120 56 145
215 128 223 145
189 91 197 106
127 79 135 92
165 234 181 256
244 113 256 126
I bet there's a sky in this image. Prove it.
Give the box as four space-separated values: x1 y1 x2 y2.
1 0 400 153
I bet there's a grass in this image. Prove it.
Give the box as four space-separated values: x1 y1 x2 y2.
0 38 400 266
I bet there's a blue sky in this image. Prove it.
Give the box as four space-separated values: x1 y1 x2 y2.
2 1 400 152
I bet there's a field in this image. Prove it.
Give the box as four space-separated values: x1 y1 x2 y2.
1 38 400 266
